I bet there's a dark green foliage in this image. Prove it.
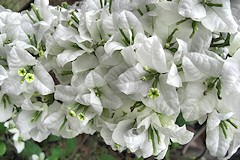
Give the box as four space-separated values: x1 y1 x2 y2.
0 142 6 156
20 141 42 158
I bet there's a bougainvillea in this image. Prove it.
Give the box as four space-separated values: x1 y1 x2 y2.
1 0 240 159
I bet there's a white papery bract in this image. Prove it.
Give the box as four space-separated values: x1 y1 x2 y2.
221 49 240 95
178 0 238 33
1 0 240 159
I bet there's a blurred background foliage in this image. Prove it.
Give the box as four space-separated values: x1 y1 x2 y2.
0 0 31 12
0 0 78 11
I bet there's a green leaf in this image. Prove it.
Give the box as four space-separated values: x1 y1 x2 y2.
64 138 77 156
48 146 64 160
165 149 170 160
0 142 6 156
176 112 186 127
99 154 116 160
171 142 180 149
0 123 6 134
20 141 42 158
47 135 62 142
48 156 59 160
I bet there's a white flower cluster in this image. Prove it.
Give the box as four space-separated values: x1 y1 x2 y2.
1 0 240 159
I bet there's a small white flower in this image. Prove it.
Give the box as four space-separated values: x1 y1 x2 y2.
31 152 45 160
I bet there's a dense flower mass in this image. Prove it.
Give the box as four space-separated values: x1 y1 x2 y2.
1 0 240 159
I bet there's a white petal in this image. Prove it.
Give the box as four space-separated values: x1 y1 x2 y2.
0 101 13 122
190 24 212 52
151 35 168 73
14 141 25 153
178 0 206 20
112 119 134 146
159 75 180 115
1 75 25 95
84 70 106 88
121 46 137 67
15 110 34 137
84 11 102 42
138 139 154 158
0 65 8 85
186 52 223 77
167 63 182 87
72 54 98 74
180 82 216 122
207 110 233 130
174 39 189 63
54 85 78 103
104 63 128 84
29 127 50 142
101 86 122 110
201 0 238 33
104 37 125 56
76 91 103 115
124 129 146 152
32 63 55 95
8 47 37 68
228 33 240 56
142 75 180 115
206 111 233 157
116 63 149 95
43 111 64 131
0 33 6 46
118 10 144 34
221 50 240 94
156 1 184 26
57 49 85 67
136 34 168 73
155 124 194 145
182 56 207 81
223 133 240 159
34 0 49 8
100 127 114 146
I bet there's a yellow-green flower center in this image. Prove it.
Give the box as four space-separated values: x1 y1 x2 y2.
148 88 160 99
18 68 27 76
25 73 35 83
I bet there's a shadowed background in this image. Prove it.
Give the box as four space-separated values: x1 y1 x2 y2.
0 0 78 11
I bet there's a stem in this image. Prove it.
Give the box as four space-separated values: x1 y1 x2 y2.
60 116 67 131
109 0 112 13
26 10 37 23
210 33 230 48
176 18 190 25
100 0 103 8
145 5 150 12
33 34 38 47
71 12 80 24
195 147 207 160
227 119 238 129
205 2 223 7
166 28 178 44
137 8 143 16
220 122 228 139
182 125 206 155
154 128 161 144
119 28 130 45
